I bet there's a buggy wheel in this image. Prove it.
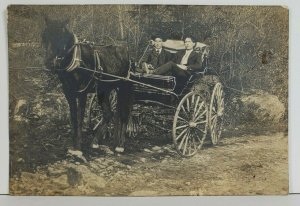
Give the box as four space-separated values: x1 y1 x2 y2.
209 83 224 145
127 115 141 138
173 92 208 157
87 93 103 132
87 89 117 134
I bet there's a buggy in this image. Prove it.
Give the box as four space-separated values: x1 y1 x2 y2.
87 39 224 157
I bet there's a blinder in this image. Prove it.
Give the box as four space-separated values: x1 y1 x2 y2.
53 55 65 69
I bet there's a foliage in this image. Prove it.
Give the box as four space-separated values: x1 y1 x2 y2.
7 5 288 121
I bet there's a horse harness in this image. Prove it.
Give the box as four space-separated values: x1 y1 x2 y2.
53 34 122 93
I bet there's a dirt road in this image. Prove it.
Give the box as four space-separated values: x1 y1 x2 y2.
10 131 288 196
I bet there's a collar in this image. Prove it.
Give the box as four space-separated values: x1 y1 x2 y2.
155 48 162 54
185 49 193 54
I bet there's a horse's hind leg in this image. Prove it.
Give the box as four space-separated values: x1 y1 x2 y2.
95 89 113 144
114 83 133 153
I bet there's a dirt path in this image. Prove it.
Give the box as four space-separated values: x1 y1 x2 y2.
10 132 288 196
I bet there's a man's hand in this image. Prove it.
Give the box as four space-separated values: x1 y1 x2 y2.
177 64 188 70
148 64 154 70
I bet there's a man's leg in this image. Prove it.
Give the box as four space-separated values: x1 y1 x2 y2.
153 61 177 75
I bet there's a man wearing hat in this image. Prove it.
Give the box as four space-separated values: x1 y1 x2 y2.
146 36 203 87
139 35 173 72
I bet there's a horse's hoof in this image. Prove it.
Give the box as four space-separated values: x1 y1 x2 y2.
115 147 124 153
92 144 99 149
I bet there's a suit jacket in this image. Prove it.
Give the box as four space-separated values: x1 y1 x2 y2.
173 50 203 72
141 48 173 69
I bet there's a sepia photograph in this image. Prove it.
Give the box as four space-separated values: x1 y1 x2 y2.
8 5 288 196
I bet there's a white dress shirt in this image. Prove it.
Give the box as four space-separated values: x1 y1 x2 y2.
180 49 193 65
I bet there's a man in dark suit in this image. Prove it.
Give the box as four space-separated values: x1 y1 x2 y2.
140 35 173 72
147 37 203 85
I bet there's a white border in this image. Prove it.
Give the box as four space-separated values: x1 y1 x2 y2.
1 0 299 198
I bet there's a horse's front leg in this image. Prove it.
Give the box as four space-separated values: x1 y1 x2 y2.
77 93 87 149
64 93 79 150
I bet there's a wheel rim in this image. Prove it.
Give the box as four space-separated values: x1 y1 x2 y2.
209 83 224 145
173 92 208 157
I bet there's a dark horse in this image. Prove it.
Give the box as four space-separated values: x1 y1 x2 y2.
41 18 132 152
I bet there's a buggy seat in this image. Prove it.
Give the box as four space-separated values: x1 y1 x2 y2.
131 39 209 93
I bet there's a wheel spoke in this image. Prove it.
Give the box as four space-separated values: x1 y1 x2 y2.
191 94 195 107
177 115 189 123
178 132 188 150
194 120 208 125
194 126 206 134
194 101 204 120
194 108 207 122
182 132 190 155
186 98 190 112
91 116 101 121
191 135 198 152
210 114 217 121
191 129 205 147
193 96 200 116
180 105 189 118
93 120 102 131
176 124 189 130
176 127 189 141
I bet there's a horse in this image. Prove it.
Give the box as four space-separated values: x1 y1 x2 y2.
41 17 132 153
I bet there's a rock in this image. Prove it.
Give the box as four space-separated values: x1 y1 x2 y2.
140 158 146 163
52 174 69 188
89 162 100 171
67 149 87 163
185 181 191 186
86 175 106 189
152 146 161 151
239 92 285 123
98 145 114 155
161 159 168 164
65 165 107 189
67 167 83 186
127 165 132 169
14 99 27 121
144 173 151 177
17 158 25 163
107 166 114 170
144 148 152 153
47 166 66 177
21 172 36 180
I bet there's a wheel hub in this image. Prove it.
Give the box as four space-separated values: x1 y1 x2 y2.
189 121 197 128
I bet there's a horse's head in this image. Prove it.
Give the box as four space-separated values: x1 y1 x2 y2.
41 17 73 72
